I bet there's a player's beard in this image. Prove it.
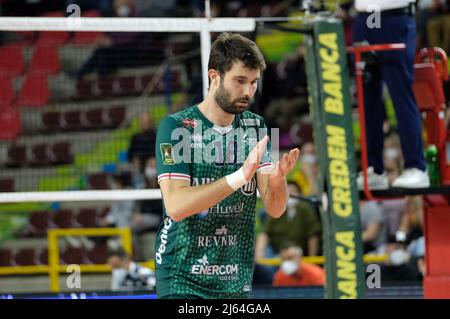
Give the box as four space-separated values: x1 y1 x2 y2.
214 80 250 115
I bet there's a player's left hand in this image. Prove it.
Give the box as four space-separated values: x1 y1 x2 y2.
270 148 300 182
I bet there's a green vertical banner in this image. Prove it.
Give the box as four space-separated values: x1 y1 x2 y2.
304 18 365 299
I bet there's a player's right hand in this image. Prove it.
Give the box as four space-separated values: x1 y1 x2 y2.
241 135 269 182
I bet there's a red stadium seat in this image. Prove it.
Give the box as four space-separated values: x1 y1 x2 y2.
0 77 15 106
0 106 21 140
37 31 70 47
82 108 104 130
28 211 50 237
41 111 61 133
88 172 111 190
0 248 13 266
104 106 126 128
29 143 51 167
0 178 14 192
37 247 48 265
0 45 24 77
86 243 108 264
76 208 98 228
43 11 65 17
28 46 61 75
51 209 75 228
6 144 27 167
14 248 37 266
61 111 82 131
61 247 86 265
17 74 50 107
49 142 73 164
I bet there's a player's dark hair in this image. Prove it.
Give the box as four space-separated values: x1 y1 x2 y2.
208 32 266 75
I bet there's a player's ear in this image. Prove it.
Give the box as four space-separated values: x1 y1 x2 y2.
208 69 220 87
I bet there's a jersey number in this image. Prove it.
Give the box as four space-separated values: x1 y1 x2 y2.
215 140 237 166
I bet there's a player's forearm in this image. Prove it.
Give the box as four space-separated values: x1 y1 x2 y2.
165 178 234 221
263 178 289 218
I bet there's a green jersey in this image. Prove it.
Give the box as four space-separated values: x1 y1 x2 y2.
154 104 273 299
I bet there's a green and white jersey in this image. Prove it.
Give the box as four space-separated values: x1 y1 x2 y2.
154 104 273 299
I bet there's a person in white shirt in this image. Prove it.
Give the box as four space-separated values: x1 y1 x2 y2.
107 248 156 291
354 0 430 190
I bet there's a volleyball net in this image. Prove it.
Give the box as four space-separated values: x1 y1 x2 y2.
0 11 370 299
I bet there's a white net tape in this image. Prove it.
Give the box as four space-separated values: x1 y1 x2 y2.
0 17 256 32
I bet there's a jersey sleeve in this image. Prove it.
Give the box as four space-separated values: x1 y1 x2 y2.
155 116 191 184
257 117 275 173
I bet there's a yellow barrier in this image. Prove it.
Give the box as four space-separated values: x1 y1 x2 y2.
0 226 387 292
47 227 132 292
256 254 388 266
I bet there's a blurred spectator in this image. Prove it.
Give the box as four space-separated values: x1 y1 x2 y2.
254 181 321 284
133 158 163 261
128 113 157 188
264 44 309 142
272 244 325 287
354 0 429 190
380 235 422 282
107 248 156 291
379 198 407 241
396 196 424 243
256 181 321 259
408 235 426 279
380 196 425 282
360 200 387 254
288 142 320 196
416 0 447 47
100 172 136 230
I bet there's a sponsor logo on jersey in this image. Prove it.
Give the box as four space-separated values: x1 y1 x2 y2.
197 226 237 247
190 133 204 148
241 177 256 196
242 133 258 146
183 118 198 128
209 202 244 217
160 143 175 165
191 255 239 280
155 217 173 265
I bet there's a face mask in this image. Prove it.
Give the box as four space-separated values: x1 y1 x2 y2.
281 260 298 275
389 249 409 266
287 198 299 209
384 148 399 160
300 154 316 165
117 5 131 17
145 167 157 179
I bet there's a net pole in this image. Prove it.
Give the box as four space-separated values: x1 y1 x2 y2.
200 21 211 99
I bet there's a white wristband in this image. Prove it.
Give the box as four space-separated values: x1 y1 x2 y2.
225 168 248 191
